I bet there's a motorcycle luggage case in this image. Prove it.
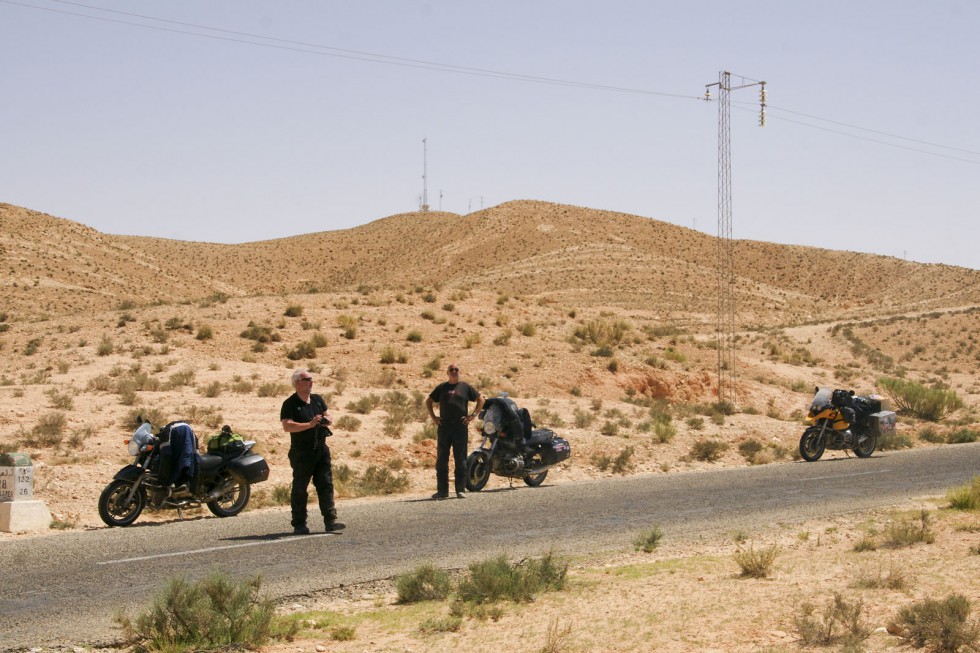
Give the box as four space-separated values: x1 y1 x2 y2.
228 454 270 483
540 436 571 466
868 411 896 439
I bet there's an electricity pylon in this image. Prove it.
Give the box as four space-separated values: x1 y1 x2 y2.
704 71 766 406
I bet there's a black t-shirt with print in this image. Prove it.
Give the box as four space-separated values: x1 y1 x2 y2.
428 381 479 429
280 392 328 452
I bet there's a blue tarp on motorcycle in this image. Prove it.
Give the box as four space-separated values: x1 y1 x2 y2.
157 421 198 487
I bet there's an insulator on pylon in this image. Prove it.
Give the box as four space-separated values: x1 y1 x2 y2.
704 89 712 101
759 88 767 105
759 108 766 127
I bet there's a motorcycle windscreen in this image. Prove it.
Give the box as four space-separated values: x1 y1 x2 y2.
810 387 833 412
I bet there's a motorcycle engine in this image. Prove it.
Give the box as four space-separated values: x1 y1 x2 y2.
501 455 524 474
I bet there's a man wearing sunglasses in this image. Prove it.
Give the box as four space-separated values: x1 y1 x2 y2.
425 363 484 499
280 368 345 534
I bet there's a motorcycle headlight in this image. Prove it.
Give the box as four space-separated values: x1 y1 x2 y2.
483 421 497 435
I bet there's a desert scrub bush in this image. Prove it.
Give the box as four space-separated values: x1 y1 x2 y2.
45 387 74 410
794 592 871 647
599 420 619 436
611 446 635 474
406 330 422 343
878 376 964 421
852 532 878 552
573 407 595 429
947 475 980 511
653 420 676 443
286 339 317 360
493 328 513 346
194 324 214 341
690 438 729 462
737 438 764 463
240 322 281 343
853 561 910 591
634 525 664 553
418 615 462 634
346 394 381 415
947 428 979 444
256 381 288 398
878 429 914 450
895 593 980 653
23 411 66 447
883 510 936 548
334 415 361 432
115 572 296 652
918 426 945 443
166 369 196 388
686 416 705 430
330 625 356 641
353 465 409 496
733 544 778 578
198 380 223 398
571 318 631 348
284 304 303 317
396 564 452 603
96 336 114 356
456 552 567 605
590 451 613 472
336 314 357 339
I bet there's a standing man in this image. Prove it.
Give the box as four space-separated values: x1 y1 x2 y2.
426 362 484 499
280 368 345 534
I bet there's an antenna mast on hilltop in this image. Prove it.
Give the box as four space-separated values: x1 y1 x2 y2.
420 138 429 212
704 71 766 406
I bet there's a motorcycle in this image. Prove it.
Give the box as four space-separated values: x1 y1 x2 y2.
465 395 571 491
98 420 270 527
799 387 895 462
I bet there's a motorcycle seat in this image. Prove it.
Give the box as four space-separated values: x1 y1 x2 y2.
197 453 225 471
527 428 555 446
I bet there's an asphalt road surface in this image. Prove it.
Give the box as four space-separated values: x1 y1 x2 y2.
2 443 978 650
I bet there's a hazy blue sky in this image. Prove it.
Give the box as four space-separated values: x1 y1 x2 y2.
2 1 978 269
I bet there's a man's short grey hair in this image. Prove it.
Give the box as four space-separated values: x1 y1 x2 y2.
290 368 308 385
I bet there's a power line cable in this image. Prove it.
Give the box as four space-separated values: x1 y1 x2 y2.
1 0 701 100
5 0 979 163
732 104 980 166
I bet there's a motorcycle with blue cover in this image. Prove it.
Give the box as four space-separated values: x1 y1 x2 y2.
98 419 270 526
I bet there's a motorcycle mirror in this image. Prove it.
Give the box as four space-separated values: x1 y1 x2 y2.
136 415 144 425
848 390 855 396
814 386 819 394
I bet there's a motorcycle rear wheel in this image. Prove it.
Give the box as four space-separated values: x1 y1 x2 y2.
854 431 876 458
465 451 491 492
799 427 826 462
206 473 250 517
98 480 146 527
523 453 548 487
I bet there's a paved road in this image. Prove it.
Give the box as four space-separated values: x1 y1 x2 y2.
2 443 978 650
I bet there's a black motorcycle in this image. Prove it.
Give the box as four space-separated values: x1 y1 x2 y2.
98 420 270 527
465 395 571 491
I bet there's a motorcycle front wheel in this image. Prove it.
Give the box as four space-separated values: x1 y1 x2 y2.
854 431 877 458
523 453 548 487
98 480 146 527
465 451 491 491
799 427 826 462
206 473 250 517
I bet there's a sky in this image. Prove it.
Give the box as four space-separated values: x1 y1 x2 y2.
1 0 978 270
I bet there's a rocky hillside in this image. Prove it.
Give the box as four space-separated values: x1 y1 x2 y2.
3 201 977 324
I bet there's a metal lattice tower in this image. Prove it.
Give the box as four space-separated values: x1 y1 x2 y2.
704 71 766 406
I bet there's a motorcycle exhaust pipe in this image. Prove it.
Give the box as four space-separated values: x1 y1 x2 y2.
205 481 235 502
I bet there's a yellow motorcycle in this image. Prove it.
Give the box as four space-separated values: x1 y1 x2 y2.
799 388 894 462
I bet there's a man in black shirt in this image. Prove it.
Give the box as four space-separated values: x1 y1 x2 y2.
280 368 345 534
426 362 484 499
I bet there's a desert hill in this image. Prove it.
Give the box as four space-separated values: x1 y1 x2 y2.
3 200 977 323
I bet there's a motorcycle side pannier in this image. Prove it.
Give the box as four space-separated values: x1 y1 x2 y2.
228 454 270 483
868 411 896 439
541 437 571 466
